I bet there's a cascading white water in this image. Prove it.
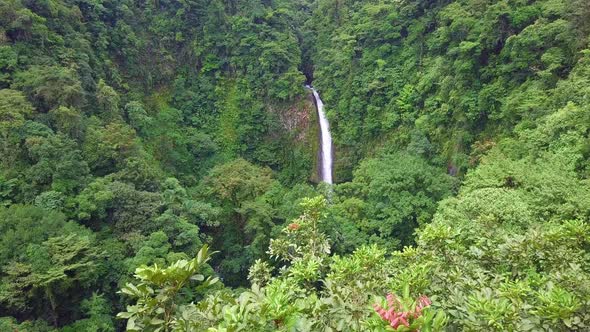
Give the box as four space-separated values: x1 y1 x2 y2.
307 85 333 184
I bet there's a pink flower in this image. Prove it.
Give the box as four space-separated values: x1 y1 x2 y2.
374 294 432 330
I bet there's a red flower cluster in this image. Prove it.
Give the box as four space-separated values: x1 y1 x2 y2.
287 223 300 231
373 294 432 329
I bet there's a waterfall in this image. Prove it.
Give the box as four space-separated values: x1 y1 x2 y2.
307 85 333 184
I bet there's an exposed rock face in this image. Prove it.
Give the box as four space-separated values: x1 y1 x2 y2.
275 94 316 142
266 93 320 182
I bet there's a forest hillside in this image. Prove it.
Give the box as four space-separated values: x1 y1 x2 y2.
0 0 589 331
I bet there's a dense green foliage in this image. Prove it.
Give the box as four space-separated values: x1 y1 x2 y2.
309 0 590 180
1 0 589 331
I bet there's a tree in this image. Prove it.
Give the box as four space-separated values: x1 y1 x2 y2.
125 101 152 134
201 158 276 285
48 106 83 140
1 232 103 326
334 152 455 250
73 177 163 234
124 231 179 274
97 79 121 121
203 158 274 210
0 46 17 88
12 65 84 111
61 294 115 332
268 196 330 265
117 245 217 332
83 121 140 175
24 133 90 195
0 205 69 265
0 89 33 166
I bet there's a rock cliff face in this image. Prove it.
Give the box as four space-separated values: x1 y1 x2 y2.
277 95 315 142
269 92 320 183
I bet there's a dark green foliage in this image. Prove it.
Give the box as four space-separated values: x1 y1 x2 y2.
0 205 69 265
1 0 589 329
25 133 90 195
12 66 85 111
330 152 455 252
61 294 115 332
0 0 323 328
308 0 590 176
0 89 33 166
0 205 103 325
200 158 277 285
